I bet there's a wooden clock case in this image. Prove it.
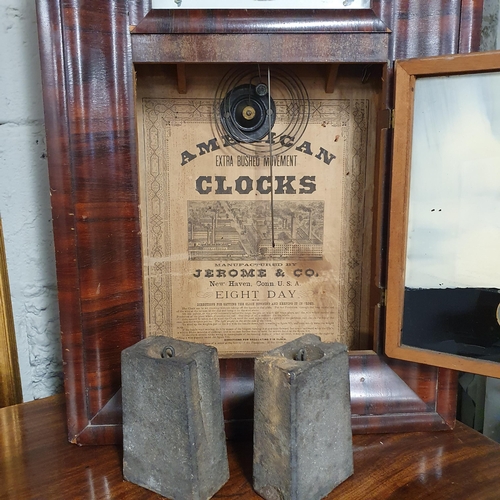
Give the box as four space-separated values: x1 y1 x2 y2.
36 0 484 444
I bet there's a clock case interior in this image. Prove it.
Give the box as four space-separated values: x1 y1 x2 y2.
134 62 402 440
36 2 484 444
136 63 382 356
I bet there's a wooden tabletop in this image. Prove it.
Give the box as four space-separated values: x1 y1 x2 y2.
1 395 499 499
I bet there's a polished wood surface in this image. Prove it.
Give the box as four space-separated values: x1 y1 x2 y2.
131 0 485 61
199 355 458 440
79 355 458 443
36 0 144 444
2 395 499 499
0 219 22 407
131 33 390 64
36 0 484 444
132 9 390 33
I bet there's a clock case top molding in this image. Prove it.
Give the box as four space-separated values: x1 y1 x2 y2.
36 0 484 444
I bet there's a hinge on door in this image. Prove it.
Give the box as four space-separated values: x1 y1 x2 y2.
380 287 387 307
378 108 395 129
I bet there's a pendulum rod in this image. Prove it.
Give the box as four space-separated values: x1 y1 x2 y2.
267 67 275 248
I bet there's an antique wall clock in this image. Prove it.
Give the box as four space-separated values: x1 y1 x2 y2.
36 0 485 444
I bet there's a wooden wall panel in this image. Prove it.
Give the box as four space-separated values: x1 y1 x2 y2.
384 0 483 59
129 0 151 27
38 0 144 442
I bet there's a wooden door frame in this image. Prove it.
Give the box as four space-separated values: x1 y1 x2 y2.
36 0 483 444
386 51 500 378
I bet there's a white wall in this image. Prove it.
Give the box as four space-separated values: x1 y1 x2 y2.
0 0 62 400
0 0 499 403
481 0 500 51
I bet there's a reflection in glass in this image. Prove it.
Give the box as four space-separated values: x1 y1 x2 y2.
402 71 500 361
